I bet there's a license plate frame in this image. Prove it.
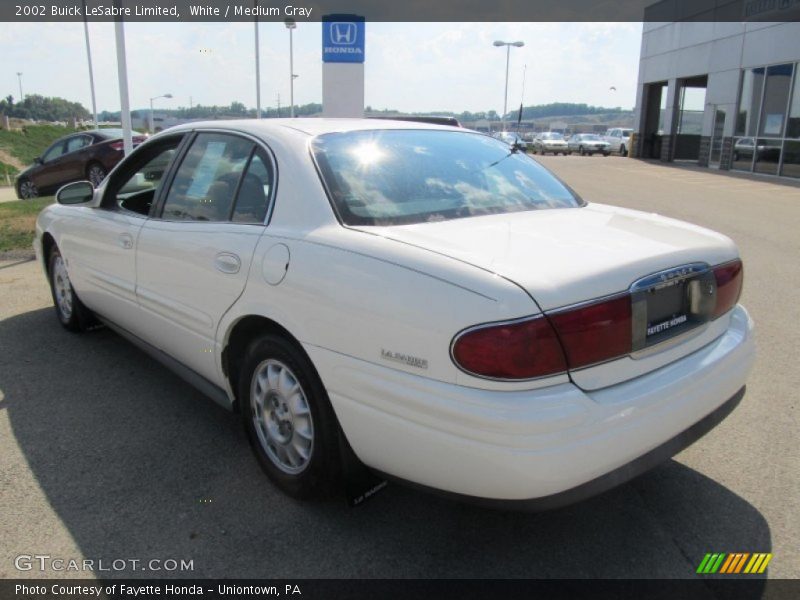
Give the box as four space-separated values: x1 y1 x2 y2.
630 263 716 352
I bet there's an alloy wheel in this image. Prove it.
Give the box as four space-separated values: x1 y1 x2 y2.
87 164 106 187
250 359 314 475
52 256 74 321
19 180 38 199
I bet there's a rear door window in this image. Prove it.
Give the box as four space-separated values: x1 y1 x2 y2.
161 133 254 222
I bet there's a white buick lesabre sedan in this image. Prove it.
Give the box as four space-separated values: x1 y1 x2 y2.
35 119 755 509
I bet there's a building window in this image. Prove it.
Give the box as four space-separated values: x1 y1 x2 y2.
758 64 793 137
735 68 764 138
733 62 799 178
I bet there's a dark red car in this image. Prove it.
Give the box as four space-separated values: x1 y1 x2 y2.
15 129 147 199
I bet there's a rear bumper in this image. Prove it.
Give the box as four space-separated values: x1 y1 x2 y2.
308 305 755 504
378 385 745 510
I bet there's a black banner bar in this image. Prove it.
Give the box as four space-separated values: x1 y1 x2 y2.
3 0 800 22
3 579 800 600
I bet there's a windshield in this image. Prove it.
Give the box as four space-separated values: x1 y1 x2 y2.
581 134 601 141
542 132 565 140
311 130 581 226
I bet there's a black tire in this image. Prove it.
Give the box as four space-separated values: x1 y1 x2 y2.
86 162 107 187
239 334 341 499
603 152 610 157
48 246 94 332
18 178 38 200
579 146 585 156
620 144 627 157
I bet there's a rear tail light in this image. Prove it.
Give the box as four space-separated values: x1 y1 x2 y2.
549 295 632 370
451 316 567 380
109 141 124 151
712 259 743 319
451 259 743 380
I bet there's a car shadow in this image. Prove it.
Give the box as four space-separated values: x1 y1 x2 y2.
0 307 771 585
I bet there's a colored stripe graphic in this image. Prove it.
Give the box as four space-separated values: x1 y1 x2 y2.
719 554 735 573
699 553 773 574
733 553 750 573
696 554 713 574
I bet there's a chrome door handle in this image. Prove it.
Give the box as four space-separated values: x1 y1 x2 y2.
214 252 241 274
118 233 133 249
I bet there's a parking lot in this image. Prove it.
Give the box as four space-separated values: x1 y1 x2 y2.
0 155 798 580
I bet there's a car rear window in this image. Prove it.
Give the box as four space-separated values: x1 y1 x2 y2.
311 130 581 226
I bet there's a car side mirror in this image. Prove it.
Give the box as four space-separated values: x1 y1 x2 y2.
34 157 43 165
56 181 94 205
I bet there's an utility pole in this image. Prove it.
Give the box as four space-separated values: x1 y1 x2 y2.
276 93 281 118
16 72 23 101
254 9 261 119
82 1 98 129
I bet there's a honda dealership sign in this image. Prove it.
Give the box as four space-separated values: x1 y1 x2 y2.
322 14 365 63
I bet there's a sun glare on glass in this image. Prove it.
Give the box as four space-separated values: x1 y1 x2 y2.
351 143 384 166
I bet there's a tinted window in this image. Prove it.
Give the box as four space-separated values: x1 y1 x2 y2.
312 130 580 226
231 152 273 223
42 141 66 163
162 134 253 221
65 135 92 153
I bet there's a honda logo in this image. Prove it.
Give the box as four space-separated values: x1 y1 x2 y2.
330 22 356 45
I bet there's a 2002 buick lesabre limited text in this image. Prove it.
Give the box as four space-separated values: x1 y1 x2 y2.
35 119 755 508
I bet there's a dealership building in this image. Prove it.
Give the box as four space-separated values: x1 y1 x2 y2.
633 3 800 179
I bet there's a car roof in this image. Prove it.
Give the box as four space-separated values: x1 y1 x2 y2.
160 118 463 142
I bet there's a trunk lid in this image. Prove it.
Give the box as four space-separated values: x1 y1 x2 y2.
360 203 739 389
362 203 737 311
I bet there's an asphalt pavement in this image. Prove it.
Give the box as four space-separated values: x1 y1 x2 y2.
0 156 797 580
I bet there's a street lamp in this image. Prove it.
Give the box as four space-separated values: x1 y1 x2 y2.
16 72 23 101
493 40 524 130
149 93 173 133
285 19 297 118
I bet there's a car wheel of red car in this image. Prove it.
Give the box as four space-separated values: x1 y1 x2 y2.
86 162 107 187
18 179 38 200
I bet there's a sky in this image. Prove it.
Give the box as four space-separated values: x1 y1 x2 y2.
0 21 642 115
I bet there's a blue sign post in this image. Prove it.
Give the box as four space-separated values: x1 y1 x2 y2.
322 14 365 63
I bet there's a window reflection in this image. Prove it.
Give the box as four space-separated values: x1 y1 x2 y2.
753 139 782 175
781 141 800 179
733 62 798 177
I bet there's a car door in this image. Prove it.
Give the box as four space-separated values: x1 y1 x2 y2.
34 139 69 190
608 128 621 151
59 134 94 183
63 135 186 335
134 131 275 386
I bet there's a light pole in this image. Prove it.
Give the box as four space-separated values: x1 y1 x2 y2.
493 40 524 130
82 1 98 129
285 19 297 118
149 93 172 133
16 72 23 101
254 16 261 118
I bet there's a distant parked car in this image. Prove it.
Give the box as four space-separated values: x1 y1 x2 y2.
604 128 633 156
533 132 569 155
15 129 147 199
493 131 528 151
568 134 611 156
